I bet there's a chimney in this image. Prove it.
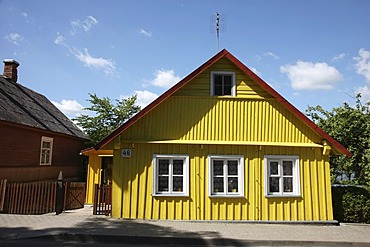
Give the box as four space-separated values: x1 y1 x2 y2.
3 59 20 82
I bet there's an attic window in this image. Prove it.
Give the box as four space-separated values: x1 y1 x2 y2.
40 136 53 166
211 71 235 96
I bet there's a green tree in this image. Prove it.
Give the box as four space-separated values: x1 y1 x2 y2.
73 93 141 146
306 94 370 186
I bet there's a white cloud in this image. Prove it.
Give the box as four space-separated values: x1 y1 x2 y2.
332 53 346 61
54 28 117 77
264 52 279 60
70 16 98 35
52 99 85 116
354 48 370 83
138 28 152 37
73 48 117 77
135 90 159 108
355 86 370 103
280 61 342 90
5 33 24 46
54 32 66 45
147 69 181 88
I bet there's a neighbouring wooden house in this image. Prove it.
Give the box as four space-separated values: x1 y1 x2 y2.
85 49 351 222
0 59 87 182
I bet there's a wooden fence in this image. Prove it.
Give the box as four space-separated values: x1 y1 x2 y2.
0 179 7 211
0 179 86 214
5 181 57 214
93 184 112 216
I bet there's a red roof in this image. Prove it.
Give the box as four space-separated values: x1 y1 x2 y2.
94 49 351 157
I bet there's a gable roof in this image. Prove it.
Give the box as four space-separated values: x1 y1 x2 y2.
0 75 87 139
94 49 351 157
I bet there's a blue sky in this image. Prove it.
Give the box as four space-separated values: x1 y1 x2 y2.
1 0 370 119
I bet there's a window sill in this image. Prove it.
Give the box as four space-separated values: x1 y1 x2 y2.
209 195 244 198
265 194 302 198
152 193 189 197
210 95 236 98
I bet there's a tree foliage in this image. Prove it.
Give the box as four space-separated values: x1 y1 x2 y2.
73 93 141 146
306 94 370 186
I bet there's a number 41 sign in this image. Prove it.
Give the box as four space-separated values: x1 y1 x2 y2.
121 149 131 158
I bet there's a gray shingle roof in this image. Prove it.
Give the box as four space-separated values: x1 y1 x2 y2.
0 75 87 139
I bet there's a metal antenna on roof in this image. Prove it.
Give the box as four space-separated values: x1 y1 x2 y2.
210 12 226 52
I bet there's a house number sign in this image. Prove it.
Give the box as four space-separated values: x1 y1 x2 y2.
121 149 131 158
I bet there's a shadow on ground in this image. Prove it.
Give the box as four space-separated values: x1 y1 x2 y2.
0 217 251 246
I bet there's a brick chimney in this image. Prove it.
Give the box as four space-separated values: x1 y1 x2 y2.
3 59 20 82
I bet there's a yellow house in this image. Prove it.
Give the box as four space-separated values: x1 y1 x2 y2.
87 49 351 222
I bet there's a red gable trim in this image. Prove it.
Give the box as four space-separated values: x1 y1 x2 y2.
224 53 351 157
94 49 351 157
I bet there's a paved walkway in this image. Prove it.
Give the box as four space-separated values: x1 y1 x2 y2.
1 205 370 246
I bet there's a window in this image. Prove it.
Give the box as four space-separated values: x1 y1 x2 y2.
264 155 300 197
208 155 244 197
210 71 236 96
153 155 189 196
40 136 53 166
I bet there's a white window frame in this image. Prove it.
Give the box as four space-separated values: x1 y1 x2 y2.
264 155 301 197
208 155 244 197
210 71 236 96
152 154 189 197
40 136 53 166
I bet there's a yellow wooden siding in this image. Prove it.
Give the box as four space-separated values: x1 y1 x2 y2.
112 143 333 221
85 154 101 204
174 57 271 99
119 97 322 145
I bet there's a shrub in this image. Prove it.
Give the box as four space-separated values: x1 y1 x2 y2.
332 185 370 224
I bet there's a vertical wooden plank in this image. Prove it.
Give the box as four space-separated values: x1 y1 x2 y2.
0 179 7 211
311 158 319 220
145 144 154 219
23 182 29 214
14 183 19 214
38 181 46 214
9 183 15 214
111 150 123 218
28 182 33 214
137 146 147 219
52 182 57 213
26 182 31 214
63 182 68 211
243 152 249 221
9 183 14 214
93 184 98 215
324 158 334 220
27 182 33 214
45 182 49 214
17 183 22 214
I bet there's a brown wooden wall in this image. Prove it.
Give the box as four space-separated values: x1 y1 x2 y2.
0 122 85 182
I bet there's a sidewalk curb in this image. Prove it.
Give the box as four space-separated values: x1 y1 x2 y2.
21 233 370 246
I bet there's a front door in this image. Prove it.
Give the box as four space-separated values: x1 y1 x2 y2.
101 157 113 185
